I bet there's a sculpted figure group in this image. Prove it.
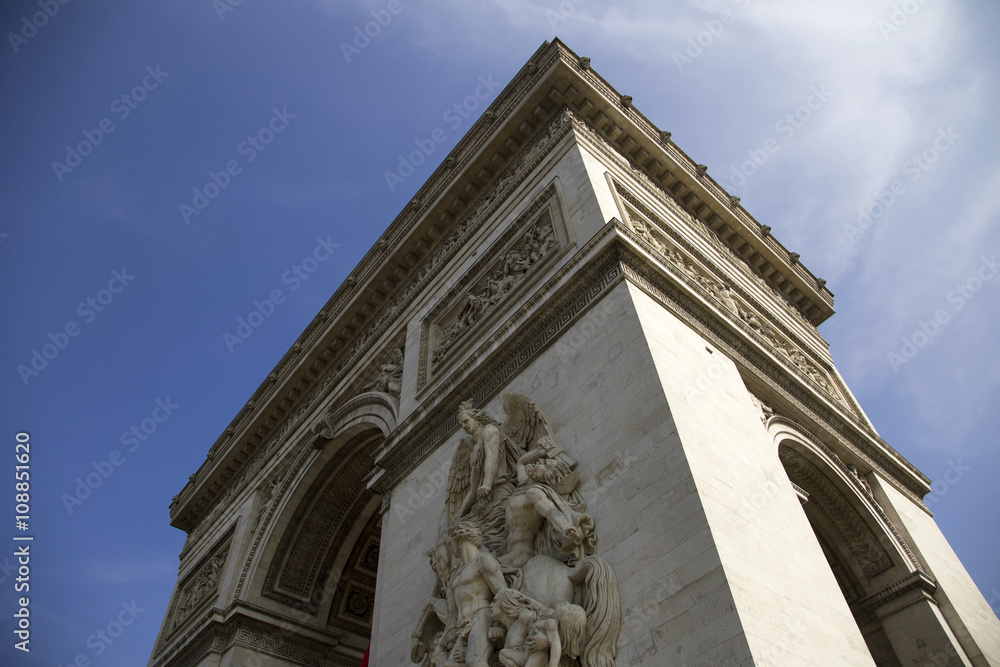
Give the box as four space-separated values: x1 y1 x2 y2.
411 394 621 667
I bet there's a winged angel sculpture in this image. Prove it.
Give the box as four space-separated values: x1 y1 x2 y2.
411 394 621 667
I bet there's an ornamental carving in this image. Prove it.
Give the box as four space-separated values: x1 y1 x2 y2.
167 540 231 637
622 200 841 401
363 343 404 398
250 473 283 534
410 393 621 667
749 393 775 425
779 447 894 579
432 213 557 366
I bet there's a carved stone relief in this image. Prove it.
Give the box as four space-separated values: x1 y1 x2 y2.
621 199 843 403
363 343 404 398
250 471 286 534
779 447 894 579
409 393 621 667
749 393 775 425
579 115 823 330
163 533 233 643
432 213 557 366
420 181 568 386
847 464 876 502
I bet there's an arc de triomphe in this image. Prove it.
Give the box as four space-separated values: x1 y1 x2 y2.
149 40 1000 667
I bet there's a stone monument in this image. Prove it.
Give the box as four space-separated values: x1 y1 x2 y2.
148 39 1000 667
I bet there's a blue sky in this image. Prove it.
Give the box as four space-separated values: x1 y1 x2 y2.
1 0 997 664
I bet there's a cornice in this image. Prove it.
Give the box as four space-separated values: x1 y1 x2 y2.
172 38 839 534
543 41 834 319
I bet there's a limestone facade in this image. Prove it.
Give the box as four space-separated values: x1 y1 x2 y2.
149 40 1000 667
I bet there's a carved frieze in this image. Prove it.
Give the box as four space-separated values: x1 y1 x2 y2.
619 195 844 404
430 209 558 368
162 532 233 644
418 181 569 387
250 470 286 534
574 106 829 326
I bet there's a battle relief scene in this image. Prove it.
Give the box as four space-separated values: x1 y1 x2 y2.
410 394 621 667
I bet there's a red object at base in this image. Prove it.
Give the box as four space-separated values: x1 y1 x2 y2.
359 644 370 667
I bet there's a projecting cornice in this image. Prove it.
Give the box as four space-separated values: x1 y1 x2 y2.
169 38 836 534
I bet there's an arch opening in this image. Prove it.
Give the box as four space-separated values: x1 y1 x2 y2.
778 441 906 667
248 424 386 662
